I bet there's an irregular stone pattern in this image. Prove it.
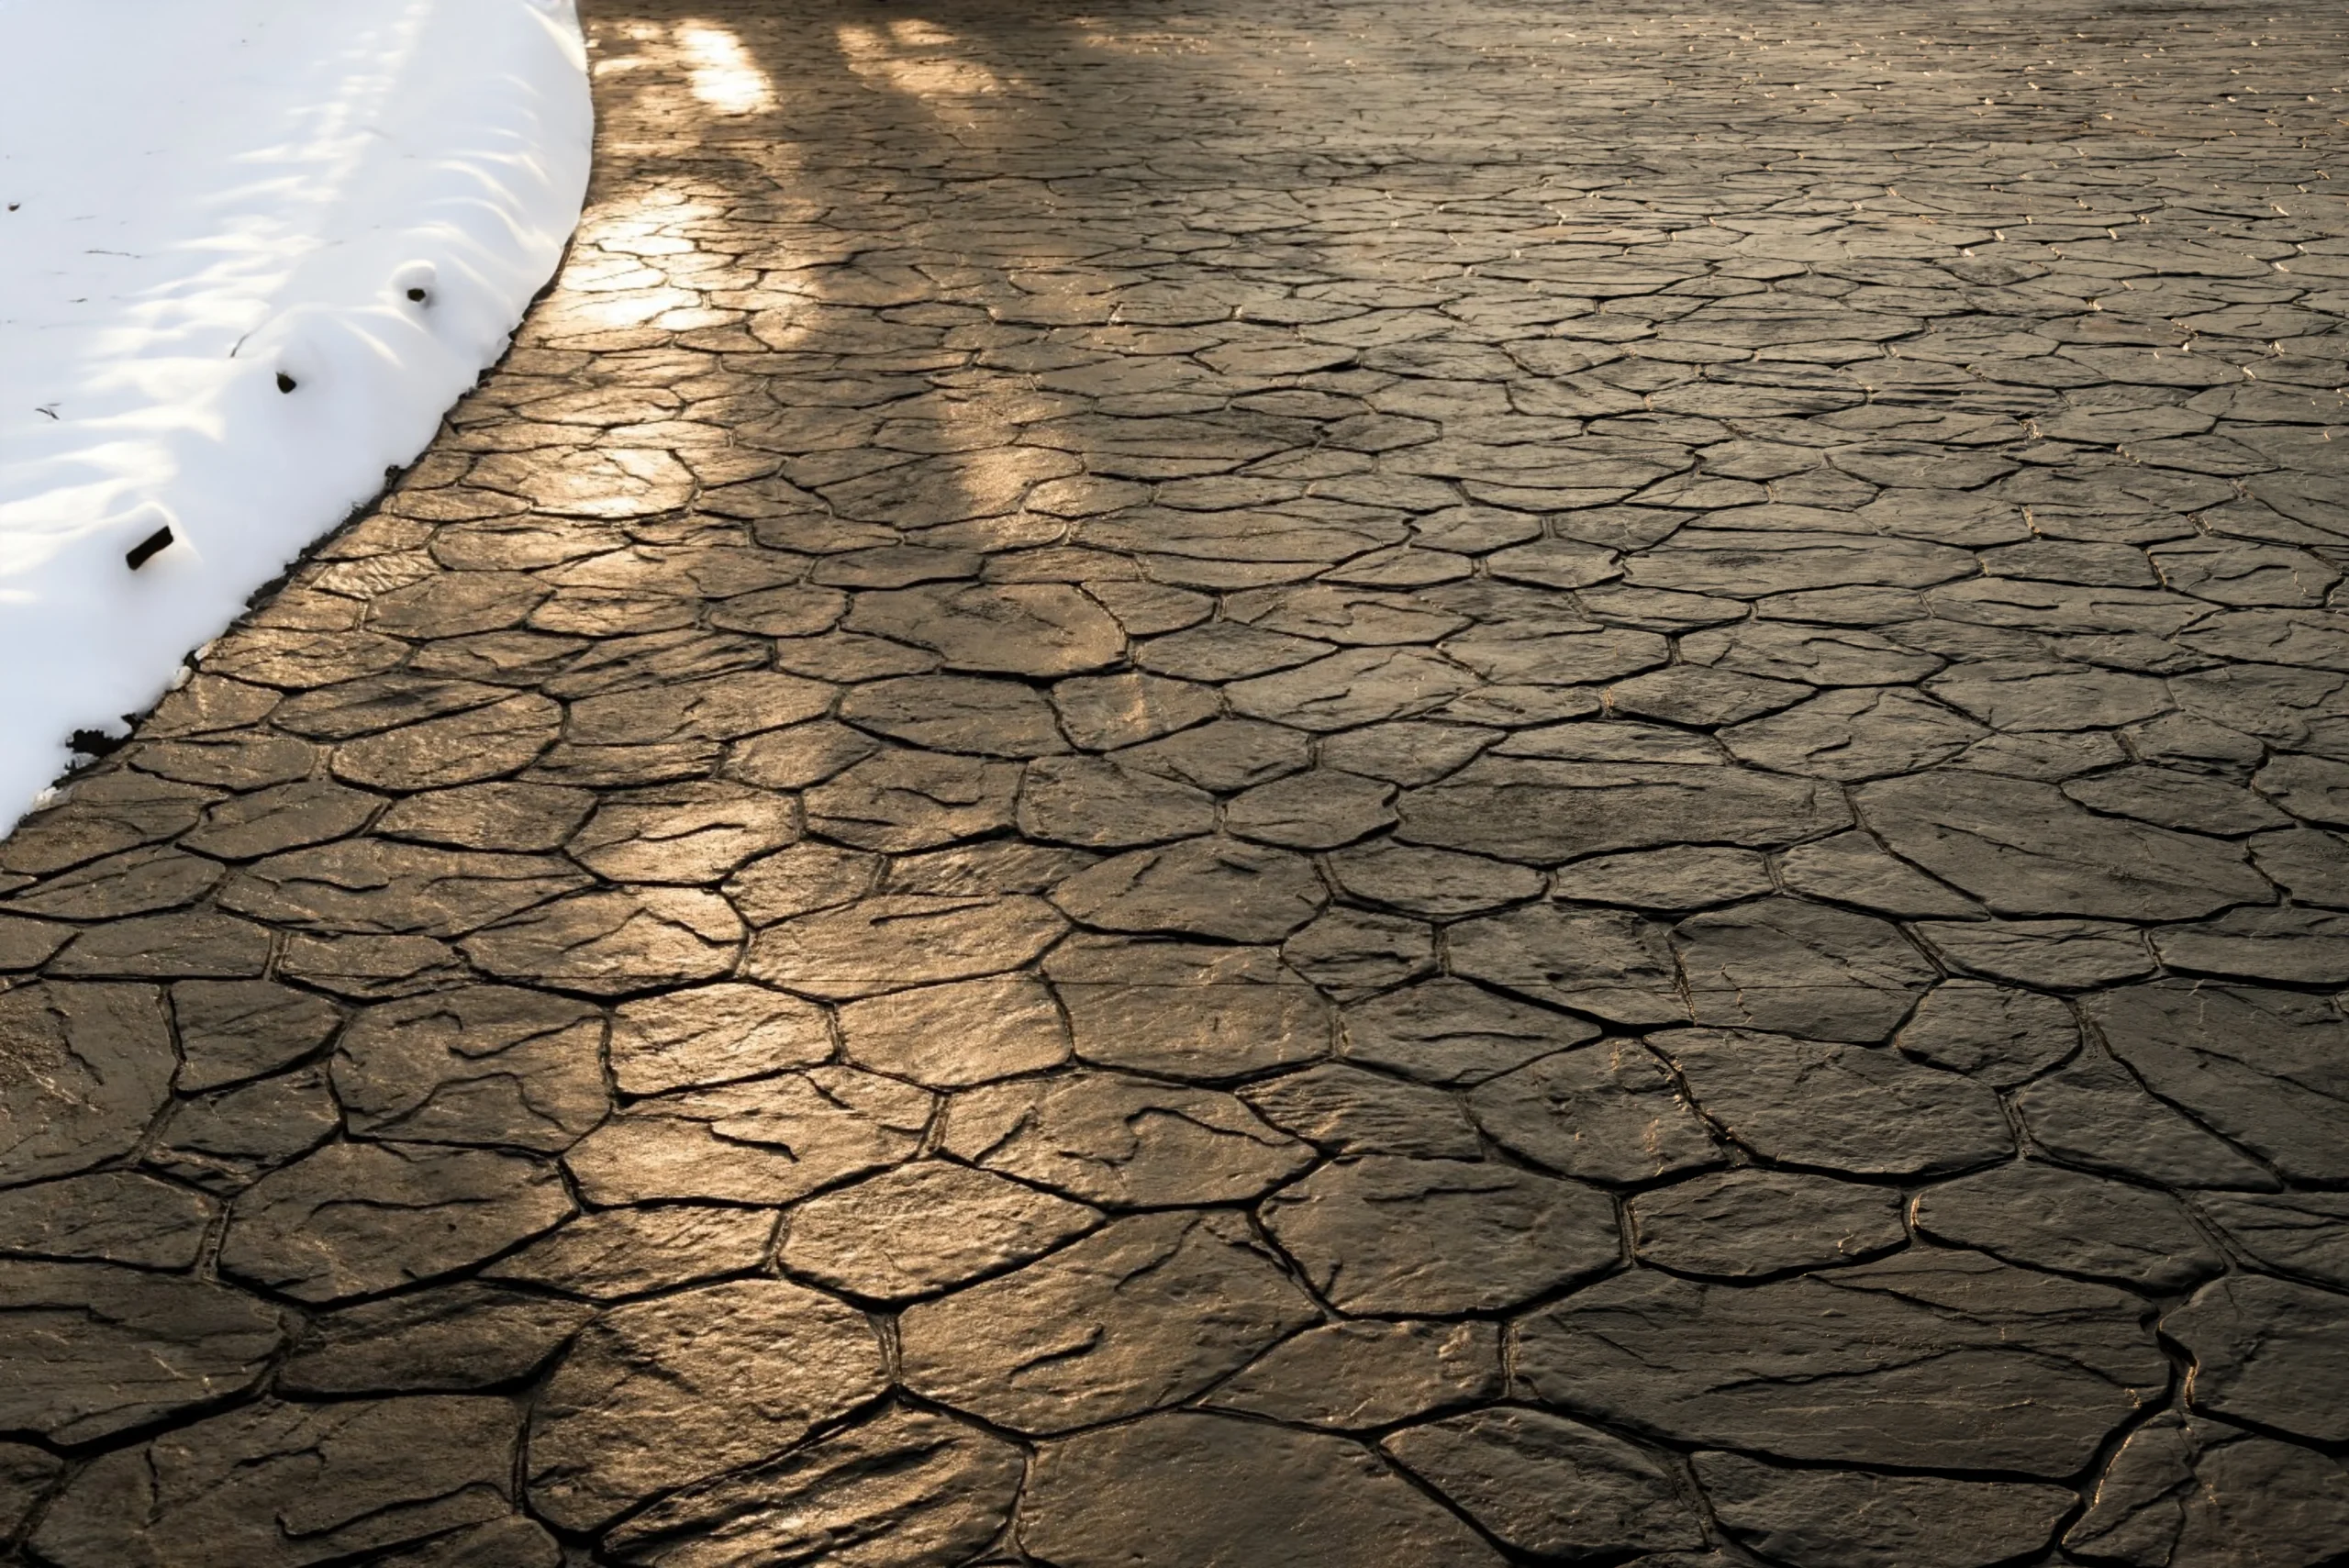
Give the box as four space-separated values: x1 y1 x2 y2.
526 1279 886 1530
3 0 2347 1559
601 1407 1025 1568
2065 1412 2349 1568
1386 1408 1704 1557
1517 1254 2170 1476
1696 1451 2076 1568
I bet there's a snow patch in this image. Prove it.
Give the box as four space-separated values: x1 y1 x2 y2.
0 0 593 829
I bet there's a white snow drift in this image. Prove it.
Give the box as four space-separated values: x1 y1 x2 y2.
0 0 593 831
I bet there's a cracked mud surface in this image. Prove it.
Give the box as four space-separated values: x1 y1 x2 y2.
4 1 2349 1563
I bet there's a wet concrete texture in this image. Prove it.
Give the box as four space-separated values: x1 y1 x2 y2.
4 2 2349 1563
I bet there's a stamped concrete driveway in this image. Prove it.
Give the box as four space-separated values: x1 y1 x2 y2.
5 1 2349 1563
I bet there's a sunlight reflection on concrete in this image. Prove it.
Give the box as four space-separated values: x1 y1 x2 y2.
834 18 1010 97
676 21 774 113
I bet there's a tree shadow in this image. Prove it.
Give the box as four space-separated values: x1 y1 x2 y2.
556 0 1333 561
